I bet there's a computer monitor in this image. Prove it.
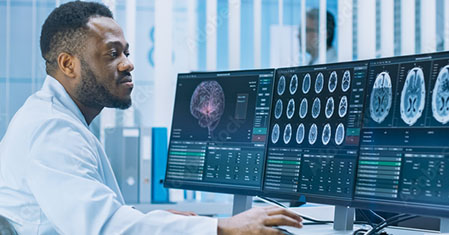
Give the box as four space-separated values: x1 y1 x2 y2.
164 69 275 195
262 61 370 205
352 51 449 217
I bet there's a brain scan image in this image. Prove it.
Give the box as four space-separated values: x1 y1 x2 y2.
322 123 331 145
303 73 311 94
190 80 225 135
274 99 283 119
296 123 305 144
370 72 393 124
325 97 334 119
338 96 348 118
335 123 345 145
283 124 292 144
312 97 321 119
315 72 324 94
278 75 286 95
329 71 338 93
432 65 449 124
290 74 299 95
400 67 426 126
299 98 308 119
271 124 280 144
286 99 295 119
308 124 318 145
342 70 351 92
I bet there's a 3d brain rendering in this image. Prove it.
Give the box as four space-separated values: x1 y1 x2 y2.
190 80 225 135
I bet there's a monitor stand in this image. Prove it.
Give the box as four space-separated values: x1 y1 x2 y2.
232 194 253 215
333 205 355 231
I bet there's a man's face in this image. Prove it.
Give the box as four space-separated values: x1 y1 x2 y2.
298 17 319 56
74 16 134 109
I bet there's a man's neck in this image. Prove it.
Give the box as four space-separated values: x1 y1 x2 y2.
72 99 103 125
51 73 103 125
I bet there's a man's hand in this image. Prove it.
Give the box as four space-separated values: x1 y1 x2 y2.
217 206 303 235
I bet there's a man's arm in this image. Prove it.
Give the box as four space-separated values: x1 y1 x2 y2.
25 119 302 234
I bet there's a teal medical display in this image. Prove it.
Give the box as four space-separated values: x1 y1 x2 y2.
164 51 449 218
164 69 275 195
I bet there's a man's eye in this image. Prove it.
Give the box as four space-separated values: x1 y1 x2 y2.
110 51 118 57
124 51 130 57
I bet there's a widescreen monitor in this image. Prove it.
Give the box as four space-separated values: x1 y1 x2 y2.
352 51 449 217
164 69 275 195
262 61 369 205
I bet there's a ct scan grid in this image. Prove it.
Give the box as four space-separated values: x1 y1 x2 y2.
263 61 369 202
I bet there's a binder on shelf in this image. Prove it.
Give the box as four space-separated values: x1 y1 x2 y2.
139 128 152 203
105 127 139 204
151 127 169 203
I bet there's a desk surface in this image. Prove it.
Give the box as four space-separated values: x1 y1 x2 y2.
134 201 440 234
282 205 439 235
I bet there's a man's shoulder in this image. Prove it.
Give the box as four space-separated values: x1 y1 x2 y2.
4 97 93 148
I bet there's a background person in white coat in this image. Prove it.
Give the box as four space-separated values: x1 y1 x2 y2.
0 1 303 234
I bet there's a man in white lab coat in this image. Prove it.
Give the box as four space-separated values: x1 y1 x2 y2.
298 8 337 65
0 1 302 234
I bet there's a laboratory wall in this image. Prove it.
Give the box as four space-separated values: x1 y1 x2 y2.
0 0 447 145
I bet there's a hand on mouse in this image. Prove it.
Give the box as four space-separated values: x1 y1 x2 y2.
217 206 303 235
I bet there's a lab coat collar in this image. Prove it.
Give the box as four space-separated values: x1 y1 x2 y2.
41 75 89 127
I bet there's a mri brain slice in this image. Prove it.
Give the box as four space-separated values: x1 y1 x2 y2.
370 71 393 124
322 123 331 145
312 97 321 119
303 73 311 94
339 96 348 118
432 65 449 124
296 123 305 144
290 74 299 95
342 70 351 92
299 98 308 118
190 80 225 135
308 124 318 145
278 75 286 95
271 124 280 144
283 124 292 144
335 123 345 145
329 71 338 93
325 97 334 119
274 99 283 119
400 67 426 126
315 72 324 93
286 99 295 119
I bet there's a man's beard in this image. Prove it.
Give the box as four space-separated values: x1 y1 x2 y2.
75 59 132 110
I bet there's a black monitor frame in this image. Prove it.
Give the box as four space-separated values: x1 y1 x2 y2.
261 60 370 207
163 69 276 196
163 51 449 220
351 51 449 218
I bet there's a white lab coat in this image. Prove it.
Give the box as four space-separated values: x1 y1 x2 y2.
0 76 217 234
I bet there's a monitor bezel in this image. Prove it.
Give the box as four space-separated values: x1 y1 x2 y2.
350 50 449 218
163 68 276 196
261 59 371 206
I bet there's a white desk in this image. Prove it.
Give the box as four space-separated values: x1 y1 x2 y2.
281 205 439 235
134 202 441 234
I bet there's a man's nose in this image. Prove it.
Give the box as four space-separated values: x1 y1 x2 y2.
118 57 134 72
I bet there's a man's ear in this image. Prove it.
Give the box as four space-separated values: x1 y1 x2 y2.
57 52 80 79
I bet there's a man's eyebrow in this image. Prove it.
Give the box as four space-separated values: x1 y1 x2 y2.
105 41 129 50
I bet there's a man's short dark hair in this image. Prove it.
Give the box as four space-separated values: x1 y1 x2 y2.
306 8 336 49
40 1 113 74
